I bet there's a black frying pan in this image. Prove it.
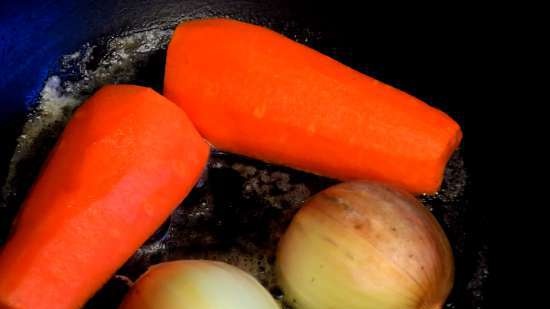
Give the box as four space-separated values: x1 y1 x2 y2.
0 1 487 308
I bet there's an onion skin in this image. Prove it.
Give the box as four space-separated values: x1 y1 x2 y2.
276 182 454 309
119 260 280 309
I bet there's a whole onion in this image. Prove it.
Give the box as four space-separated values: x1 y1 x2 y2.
276 182 454 309
119 260 280 309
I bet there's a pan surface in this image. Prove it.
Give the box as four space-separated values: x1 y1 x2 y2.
0 1 487 308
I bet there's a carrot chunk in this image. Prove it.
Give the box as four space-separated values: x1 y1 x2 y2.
0 85 209 309
165 18 462 194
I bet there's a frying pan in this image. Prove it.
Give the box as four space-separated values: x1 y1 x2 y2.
0 1 488 308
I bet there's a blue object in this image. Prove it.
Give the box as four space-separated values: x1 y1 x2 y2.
0 0 205 175
0 0 122 177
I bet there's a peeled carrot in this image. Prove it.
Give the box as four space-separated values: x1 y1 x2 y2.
0 85 209 309
164 18 462 194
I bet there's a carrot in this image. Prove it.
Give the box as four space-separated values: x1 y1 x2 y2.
164 18 462 194
0 85 209 309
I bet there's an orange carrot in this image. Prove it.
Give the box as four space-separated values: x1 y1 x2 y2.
0 85 209 309
164 18 462 194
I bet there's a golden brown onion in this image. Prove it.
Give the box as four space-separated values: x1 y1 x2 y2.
276 182 454 309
